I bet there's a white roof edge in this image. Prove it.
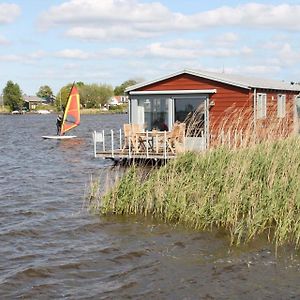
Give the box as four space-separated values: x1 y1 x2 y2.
129 89 217 95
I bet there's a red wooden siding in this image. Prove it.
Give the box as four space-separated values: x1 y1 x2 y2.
252 89 297 139
136 73 252 137
133 73 298 147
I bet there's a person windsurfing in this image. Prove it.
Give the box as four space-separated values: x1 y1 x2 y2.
56 114 63 135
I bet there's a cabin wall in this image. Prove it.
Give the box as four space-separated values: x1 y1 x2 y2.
136 73 253 142
252 89 298 139
133 73 299 148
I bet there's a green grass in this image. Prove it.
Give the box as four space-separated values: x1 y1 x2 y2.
88 137 300 248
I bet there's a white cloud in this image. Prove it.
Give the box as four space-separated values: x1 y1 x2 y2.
28 51 47 60
54 49 90 59
66 26 159 40
0 54 21 62
0 34 10 45
0 51 47 64
141 39 252 59
240 65 281 75
0 3 21 24
213 32 239 46
278 43 300 65
202 65 282 77
99 48 131 57
39 2 300 41
54 47 131 60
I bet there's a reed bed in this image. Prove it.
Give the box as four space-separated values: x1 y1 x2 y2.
88 136 300 248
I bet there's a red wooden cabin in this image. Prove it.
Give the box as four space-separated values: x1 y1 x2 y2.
126 69 300 149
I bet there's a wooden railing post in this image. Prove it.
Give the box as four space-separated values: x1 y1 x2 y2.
146 130 149 158
93 131 96 158
111 129 114 158
102 130 105 152
163 131 167 159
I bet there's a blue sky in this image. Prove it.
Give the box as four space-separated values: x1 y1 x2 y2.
1 1 300 95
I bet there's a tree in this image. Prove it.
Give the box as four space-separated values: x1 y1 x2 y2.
55 83 74 111
55 82 113 110
80 83 113 108
36 85 53 100
114 79 138 96
3 80 23 111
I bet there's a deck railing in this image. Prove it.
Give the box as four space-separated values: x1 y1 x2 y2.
92 129 184 160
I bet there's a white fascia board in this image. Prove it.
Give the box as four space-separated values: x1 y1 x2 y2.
129 89 217 95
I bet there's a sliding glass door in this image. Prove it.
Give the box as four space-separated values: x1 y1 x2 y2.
137 97 168 131
174 96 207 136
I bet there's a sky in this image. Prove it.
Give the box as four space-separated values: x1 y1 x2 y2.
1 0 300 95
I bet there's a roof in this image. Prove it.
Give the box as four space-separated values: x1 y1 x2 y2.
125 69 300 93
23 95 45 102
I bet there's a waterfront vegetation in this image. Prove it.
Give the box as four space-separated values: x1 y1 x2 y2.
88 137 300 249
81 104 127 114
0 105 10 113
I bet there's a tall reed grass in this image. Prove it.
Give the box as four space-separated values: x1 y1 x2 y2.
88 137 300 248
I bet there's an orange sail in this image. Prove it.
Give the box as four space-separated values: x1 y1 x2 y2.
61 85 80 135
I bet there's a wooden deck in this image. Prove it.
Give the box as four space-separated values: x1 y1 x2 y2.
95 148 177 161
92 129 207 162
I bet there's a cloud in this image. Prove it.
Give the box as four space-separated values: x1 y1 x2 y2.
54 47 131 60
0 51 47 64
278 43 300 65
54 49 90 59
213 32 239 46
39 0 171 40
186 3 300 31
66 26 159 40
0 3 21 24
141 39 252 59
39 1 300 41
0 34 10 45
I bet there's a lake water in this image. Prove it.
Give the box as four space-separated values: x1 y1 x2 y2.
1 114 300 299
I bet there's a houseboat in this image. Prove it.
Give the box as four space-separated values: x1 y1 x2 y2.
93 69 300 161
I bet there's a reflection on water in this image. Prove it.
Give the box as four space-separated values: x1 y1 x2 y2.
0 114 300 299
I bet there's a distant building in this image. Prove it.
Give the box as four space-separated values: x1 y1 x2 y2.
109 95 128 106
23 95 46 110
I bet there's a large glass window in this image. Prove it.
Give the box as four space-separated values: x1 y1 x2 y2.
175 97 206 135
138 98 168 131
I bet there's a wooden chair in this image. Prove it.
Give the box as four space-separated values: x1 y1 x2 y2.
122 124 143 152
166 122 186 153
122 124 132 152
131 124 143 152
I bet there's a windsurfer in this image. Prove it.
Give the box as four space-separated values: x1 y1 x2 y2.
56 114 63 135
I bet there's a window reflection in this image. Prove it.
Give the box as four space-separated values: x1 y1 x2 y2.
175 98 206 136
138 98 168 131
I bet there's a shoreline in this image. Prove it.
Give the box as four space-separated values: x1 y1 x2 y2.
0 110 127 115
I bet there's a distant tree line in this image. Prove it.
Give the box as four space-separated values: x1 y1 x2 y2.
2 79 140 112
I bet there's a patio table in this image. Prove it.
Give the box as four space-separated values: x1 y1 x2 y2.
135 131 168 153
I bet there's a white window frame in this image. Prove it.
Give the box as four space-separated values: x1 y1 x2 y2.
277 94 286 118
256 93 267 119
